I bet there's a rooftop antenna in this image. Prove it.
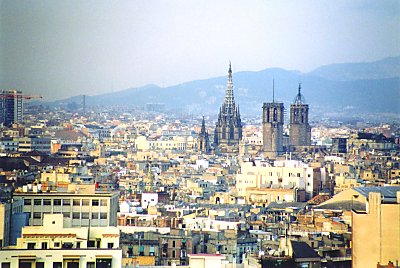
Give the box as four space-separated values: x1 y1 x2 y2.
272 79 275 103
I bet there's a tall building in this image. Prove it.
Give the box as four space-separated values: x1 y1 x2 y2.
289 84 311 146
262 84 284 158
0 89 23 127
197 116 210 153
214 63 242 151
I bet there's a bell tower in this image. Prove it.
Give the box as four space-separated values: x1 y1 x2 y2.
289 84 311 146
262 81 284 158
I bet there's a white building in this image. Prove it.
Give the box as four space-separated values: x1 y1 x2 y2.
14 184 119 227
141 192 158 209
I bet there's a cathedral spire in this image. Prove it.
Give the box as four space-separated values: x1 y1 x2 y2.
201 115 206 134
224 62 235 114
214 63 242 150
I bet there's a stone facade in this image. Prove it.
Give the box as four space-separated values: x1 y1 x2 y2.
289 84 311 147
262 102 284 158
197 116 210 153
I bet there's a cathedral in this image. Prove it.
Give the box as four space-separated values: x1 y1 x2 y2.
214 63 242 152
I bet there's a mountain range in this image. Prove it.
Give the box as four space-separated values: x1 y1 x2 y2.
49 56 400 116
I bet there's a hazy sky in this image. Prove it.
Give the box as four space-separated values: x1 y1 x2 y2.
1 0 399 100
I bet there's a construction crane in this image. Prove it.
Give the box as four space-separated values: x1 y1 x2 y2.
0 90 43 100
22 94 43 100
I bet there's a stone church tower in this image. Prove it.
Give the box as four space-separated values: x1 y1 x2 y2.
262 82 284 158
289 84 311 146
214 63 242 151
197 116 210 153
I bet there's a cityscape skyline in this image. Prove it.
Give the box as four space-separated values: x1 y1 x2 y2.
1 0 399 100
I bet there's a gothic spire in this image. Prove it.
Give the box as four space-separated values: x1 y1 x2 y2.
224 62 235 114
201 116 206 134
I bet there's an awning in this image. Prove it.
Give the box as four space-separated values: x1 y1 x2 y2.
18 255 36 260
63 255 81 259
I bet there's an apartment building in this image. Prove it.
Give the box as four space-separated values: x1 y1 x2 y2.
13 184 118 227
236 160 324 200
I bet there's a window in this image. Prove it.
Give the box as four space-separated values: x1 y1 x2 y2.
91 212 99 219
27 243 35 249
172 250 176 258
53 262 62 268
76 242 81 248
34 199 42 205
92 199 99 206
54 199 61 206
62 242 73 249
107 243 114 249
100 199 107 206
43 199 51 206
63 199 71 206
127 245 133 257
82 199 89 206
1 263 11 268
54 242 60 247
24 199 31 205
82 212 89 219
33 212 41 219
172 240 176 247
72 212 80 219
73 199 81 206
149 245 155 256
139 245 144 256
100 213 107 219
41 242 48 249
96 259 111 268
86 262 95 268
36 263 44 268
87 240 95 247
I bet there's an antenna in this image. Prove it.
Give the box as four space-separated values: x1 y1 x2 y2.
272 79 275 103
83 95 86 116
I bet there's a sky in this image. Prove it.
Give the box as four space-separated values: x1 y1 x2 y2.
0 0 399 100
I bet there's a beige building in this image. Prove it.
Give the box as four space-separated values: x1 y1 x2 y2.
352 190 400 268
134 135 195 152
188 254 227 268
245 187 305 206
0 214 122 268
14 184 119 227
236 160 323 200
